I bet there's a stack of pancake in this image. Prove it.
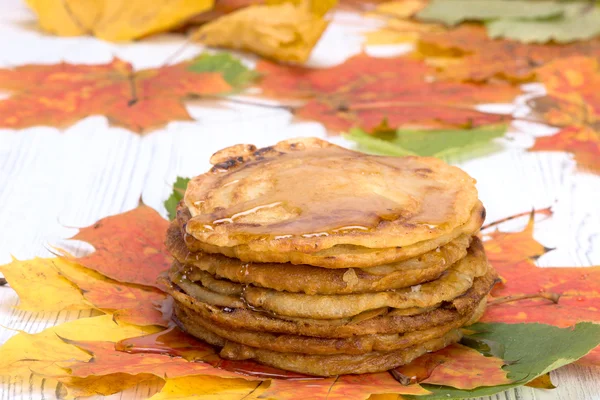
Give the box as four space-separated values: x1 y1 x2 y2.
161 137 498 377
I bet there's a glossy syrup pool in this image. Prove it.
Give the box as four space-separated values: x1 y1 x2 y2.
187 147 463 238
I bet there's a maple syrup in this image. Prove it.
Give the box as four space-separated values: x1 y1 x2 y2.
186 147 464 238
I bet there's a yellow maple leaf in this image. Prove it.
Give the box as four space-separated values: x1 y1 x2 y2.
150 375 264 400
62 374 163 399
365 19 442 45
0 257 91 312
0 315 159 378
363 0 442 46
194 2 329 62
371 0 426 18
268 0 338 17
25 0 214 41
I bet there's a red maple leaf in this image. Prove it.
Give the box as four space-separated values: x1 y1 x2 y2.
0 57 234 133
256 53 518 133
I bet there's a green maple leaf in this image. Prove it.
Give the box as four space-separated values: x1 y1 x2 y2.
188 52 259 89
164 177 190 220
487 6 600 43
405 322 600 399
416 0 567 26
344 125 507 160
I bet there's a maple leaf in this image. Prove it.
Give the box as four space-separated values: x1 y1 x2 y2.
164 177 190 220
0 257 91 312
0 53 258 133
481 212 600 366
256 54 518 132
417 24 600 83
393 343 511 389
25 0 214 41
0 315 158 378
66 205 171 288
408 322 600 399
417 0 600 44
346 124 507 159
527 57 600 173
62 340 247 381
53 258 169 327
417 0 566 27
194 2 330 63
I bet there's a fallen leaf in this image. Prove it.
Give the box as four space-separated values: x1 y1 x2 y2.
54 257 169 326
527 57 600 173
164 177 190 220
195 2 329 63
345 124 507 159
62 340 247 380
0 257 91 312
150 375 265 400
417 24 600 83
407 322 600 399
189 0 336 26
364 19 443 46
25 0 214 41
487 7 600 44
394 343 511 389
257 54 518 132
0 53 257 133
525 373 556 389
116 326 322 380
0 315 158 378
416 0 566 27
67 205 171 288
262 373 430 399
60 374 163 398
371 0 426 18
481 212 600 366
530 126 600 173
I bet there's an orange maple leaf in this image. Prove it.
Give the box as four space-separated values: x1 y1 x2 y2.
62 340 247 381
417 25 600 83
0 58 232 133
67 205 171 288
481 212 600 365
256 53 519 133
526 57 600 173
262 372 429 399
393 343 511 389
54 258 169 327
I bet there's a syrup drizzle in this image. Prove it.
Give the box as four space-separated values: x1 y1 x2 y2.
186 147 464 237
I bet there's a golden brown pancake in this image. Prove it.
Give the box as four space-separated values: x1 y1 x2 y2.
159 266 498 338
177 200 485 269
182 137 479 265
172 316 463 376
169 238 489 319
174 298 484 355
166 222 471 294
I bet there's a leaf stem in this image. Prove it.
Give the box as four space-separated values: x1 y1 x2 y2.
488 292 561 306
481 206 552 231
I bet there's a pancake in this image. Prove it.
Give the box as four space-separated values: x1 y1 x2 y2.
166 222 471 294
183 137 479 261
173 298 485 355
172 315 463 376
159 266 498 338
169 238 489 319
177 200 485 269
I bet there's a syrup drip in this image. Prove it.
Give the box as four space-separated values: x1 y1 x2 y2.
187 147 463 237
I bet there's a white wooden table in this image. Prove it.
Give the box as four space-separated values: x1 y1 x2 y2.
0 0 599 399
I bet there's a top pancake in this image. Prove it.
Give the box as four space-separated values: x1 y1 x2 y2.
184 137 479 259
